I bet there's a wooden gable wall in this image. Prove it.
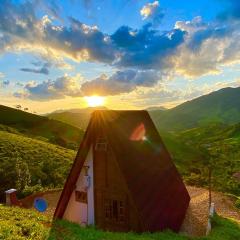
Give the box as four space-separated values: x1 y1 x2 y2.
93 136 142 232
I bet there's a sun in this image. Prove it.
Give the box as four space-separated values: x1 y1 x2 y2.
85 96 105 107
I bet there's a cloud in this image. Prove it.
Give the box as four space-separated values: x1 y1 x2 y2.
0 1 116 63
1 0 240 98
3 80 10 86
174 17 240 77
0 72 4 78
14 74 83 100
111 24 186 69
140 1 164 26
0 72 10 87
0 80 10 88
81 69 161 95
20 62 51 75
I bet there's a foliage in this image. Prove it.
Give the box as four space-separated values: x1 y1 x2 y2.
21 184 45 198
0 205 51 240
0 130 76 201
15 156 31 192
235 199 240 209
160 123 240 196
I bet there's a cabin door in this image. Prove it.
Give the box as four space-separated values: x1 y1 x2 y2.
103 192 129 231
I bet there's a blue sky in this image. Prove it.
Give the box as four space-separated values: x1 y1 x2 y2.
0 0 240 113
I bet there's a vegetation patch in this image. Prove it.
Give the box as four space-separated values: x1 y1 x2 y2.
0 205 240 240
0 205 51 240
0 130 76 201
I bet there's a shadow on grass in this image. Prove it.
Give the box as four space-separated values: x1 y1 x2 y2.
47 219 189 240
47 215 240 240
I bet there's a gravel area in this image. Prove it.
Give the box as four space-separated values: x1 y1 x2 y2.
180 186 240 236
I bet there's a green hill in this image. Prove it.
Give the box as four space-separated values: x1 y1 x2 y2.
0 105 84 149
47 106 107 130
150 87 240 131
164 123 240 195
0 130 76 201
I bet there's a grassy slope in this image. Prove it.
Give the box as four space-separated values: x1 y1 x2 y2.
161 123 240 195
47 106 108 130
0 205 240 240
47 111 90 130
0 105 84 149
0 130 76 201
150 87 240 131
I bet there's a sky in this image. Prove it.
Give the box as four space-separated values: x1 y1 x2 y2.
0 0 240 113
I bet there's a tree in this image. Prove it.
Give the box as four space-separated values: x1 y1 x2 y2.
198 144 220 209
15 154 31 191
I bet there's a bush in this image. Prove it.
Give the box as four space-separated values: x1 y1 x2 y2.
20 184 44 198
235 198 240 209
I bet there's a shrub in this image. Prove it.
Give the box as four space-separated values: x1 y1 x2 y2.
235 198 240 209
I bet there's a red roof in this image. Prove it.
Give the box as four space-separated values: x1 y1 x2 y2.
54 110 190 232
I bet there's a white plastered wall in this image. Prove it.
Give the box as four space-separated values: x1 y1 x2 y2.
63 146 94 226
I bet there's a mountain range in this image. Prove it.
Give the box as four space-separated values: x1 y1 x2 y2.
45 87 240 132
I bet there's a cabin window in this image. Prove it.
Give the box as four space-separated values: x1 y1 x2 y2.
75 191 87 203
104 198 126 223
95 137 107 151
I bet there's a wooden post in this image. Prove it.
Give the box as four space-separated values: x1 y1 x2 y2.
206 202 215 235
208 166 212 210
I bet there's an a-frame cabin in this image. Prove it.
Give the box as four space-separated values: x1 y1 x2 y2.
54 110 190 232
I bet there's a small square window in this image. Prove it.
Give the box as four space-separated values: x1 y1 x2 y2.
104 198 126 224
95 137 107 151
75 191 87 203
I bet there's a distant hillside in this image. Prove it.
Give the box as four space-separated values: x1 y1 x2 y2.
47 87 240 132
0 105 84 149
146 106 167 111
47 106 107 130
0 130 76 201
150 87 240 131
165 122 240 195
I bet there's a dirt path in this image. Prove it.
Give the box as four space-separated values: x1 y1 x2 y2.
180 186 240 236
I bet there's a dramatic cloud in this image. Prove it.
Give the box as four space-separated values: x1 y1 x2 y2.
1 0 240 99
111 24 186 69
14 75 83 100
140 1 164 26
81 69 161 95
0 1 116 63
20 62 51 75
174 16 240 77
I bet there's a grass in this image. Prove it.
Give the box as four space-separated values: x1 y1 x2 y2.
0 105 84 150
0 205 240 240
0 205 50 240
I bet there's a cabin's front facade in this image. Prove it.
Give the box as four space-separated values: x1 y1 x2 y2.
54 110 190 232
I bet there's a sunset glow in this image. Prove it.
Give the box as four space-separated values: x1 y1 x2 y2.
85 96 105 107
